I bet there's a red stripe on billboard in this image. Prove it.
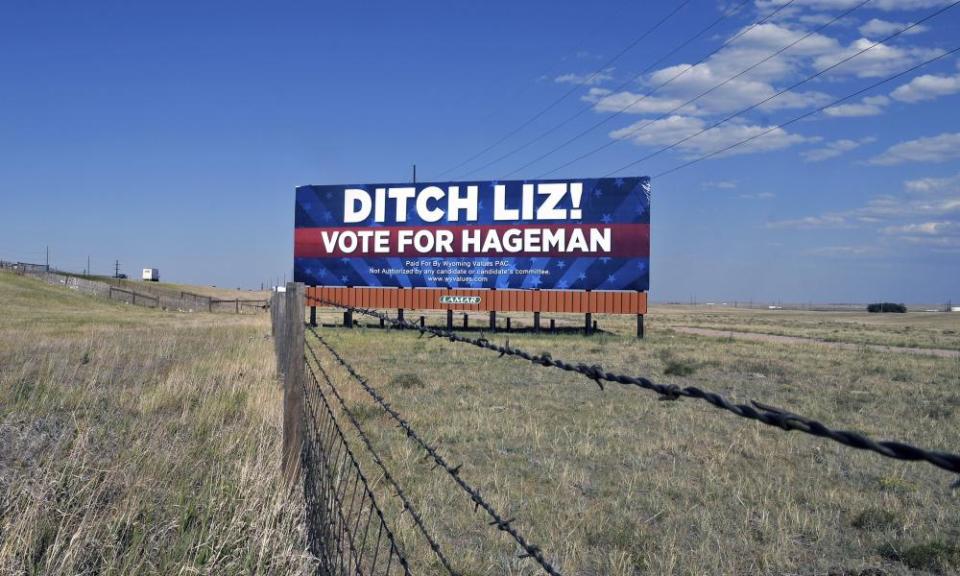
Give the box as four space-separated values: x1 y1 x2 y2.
295 223 649 258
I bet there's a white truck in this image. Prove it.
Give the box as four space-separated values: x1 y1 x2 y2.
142 268 160 282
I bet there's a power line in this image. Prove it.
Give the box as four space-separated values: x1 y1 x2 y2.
600 2 960 177
455 0 759 180
648 44 960 179
533 0 874 178
434 0 693 179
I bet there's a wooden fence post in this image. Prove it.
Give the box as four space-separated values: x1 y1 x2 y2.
282 282 305 483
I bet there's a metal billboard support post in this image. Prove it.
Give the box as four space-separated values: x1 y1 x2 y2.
637 314 645 339
463 313 468 329
533 311 540 333
343 310 353 328
309 305 317 327
446 309 453 330
584 313 592 336
397 308 404 329
489 311 496 332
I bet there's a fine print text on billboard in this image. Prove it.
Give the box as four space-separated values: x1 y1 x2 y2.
294 177 650 292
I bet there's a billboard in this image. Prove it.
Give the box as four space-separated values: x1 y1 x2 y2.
294 177 650 292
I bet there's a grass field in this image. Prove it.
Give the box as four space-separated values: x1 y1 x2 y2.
0 271 312 575
653 306 960 352
2 270 958 575
306 308 960 575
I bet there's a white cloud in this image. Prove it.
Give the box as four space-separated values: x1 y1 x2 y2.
555 69 614 86
814 38 944 78
806 245 879 256
891 71 960 102
823 95 889 117
881 221 958 235
739 192 776 199
801 137 875 161
904 172 960 194
757 0 954 11
702 180 738 189
858 18 928 38
609 115 813 157
766 167 960 255
583 87 698 115
869 132 960 165
767 214 848 229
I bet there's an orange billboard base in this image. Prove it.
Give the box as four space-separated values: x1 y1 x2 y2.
306 286 647 315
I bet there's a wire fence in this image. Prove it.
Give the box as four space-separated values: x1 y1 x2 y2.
313 298 960 476
1 259 268 314
300 356 412 575
272 285 960 576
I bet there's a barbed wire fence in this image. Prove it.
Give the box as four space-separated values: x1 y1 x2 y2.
272 284 960 576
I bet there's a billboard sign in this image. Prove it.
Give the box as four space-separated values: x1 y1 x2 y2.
294 177 650 292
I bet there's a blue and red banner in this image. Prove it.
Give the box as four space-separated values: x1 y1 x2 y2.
294 177 650 291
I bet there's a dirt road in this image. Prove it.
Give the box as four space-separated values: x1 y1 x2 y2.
673 326 960 358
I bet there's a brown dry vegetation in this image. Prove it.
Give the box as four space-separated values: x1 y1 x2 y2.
0 271 312 575
654 306 960 352
2 268 959 575
306 307 960 575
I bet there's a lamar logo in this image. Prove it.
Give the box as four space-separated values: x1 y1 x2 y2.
440 295 481 305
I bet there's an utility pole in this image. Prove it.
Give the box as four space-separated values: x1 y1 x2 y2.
412 164 417 184
45 245 49 271
114 259 120 279
87 255 90 276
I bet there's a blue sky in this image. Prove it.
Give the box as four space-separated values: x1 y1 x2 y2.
2 0 958 302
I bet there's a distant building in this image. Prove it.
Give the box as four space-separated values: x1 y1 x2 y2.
952 306 960 312
142 268 159 282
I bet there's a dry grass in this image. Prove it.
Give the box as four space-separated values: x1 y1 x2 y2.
0 271 313 575
653 305 960 352
305 308 960 575
3 268 958 576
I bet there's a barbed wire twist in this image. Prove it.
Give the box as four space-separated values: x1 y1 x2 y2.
312 299 960 477
308 327 563 576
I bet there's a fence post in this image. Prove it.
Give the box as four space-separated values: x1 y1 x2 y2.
282 282 305 483
236 298 239 314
